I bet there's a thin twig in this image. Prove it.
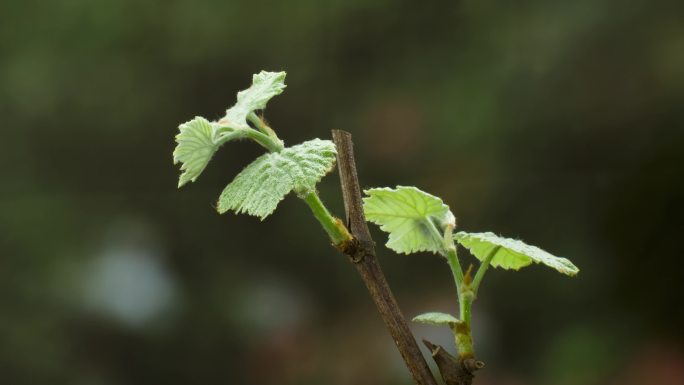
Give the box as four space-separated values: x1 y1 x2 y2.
332 130 439 385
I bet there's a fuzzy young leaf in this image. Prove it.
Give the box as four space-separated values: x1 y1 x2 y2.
173 117 243 187
173 71 286 187
217 139 336 219
220 71 287 129
412 312 461 327
455 232 579 276
363 186 455 255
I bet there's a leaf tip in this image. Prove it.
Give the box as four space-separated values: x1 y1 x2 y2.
565 265 580 277
177 175 193 188
215 203 228 214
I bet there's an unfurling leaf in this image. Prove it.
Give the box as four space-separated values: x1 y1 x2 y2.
412 312 461 327
363 186 455 255
173 71 286 187
217 139 337 219
455 232 579 276
220 71 286 129
173 117 244 187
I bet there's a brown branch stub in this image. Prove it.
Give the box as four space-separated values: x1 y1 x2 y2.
332 130 439 385
423 340 484 385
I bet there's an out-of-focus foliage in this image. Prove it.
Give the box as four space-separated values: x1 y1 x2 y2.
1 0 683 384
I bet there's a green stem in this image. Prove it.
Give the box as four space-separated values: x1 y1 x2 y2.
430 220 466 321
247 112 281 143
455 282 475 359
471 245 500 296
433 223 473 358
453 322 475 359
445 247 464 296
439 223 476 359
243 128 284 152
460 290 474 327
441 223 464 287
302 191 352 246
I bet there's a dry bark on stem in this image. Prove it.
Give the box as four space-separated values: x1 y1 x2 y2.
422 340 483 385
332 130 438 385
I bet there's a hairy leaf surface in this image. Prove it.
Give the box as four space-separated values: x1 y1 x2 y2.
173 117 242 187
363 186 455 254
217 139 336 219
455 232 579 276
221 71 286 129
174 71 286 187
412 312 461 326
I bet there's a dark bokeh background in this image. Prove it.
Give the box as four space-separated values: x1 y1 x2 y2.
2 0 683 384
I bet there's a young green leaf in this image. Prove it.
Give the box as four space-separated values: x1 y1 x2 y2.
173 71 286 187
363 186 455 255
217 139 337 219
173 117 244 187
412 312 461 327
220 71 286 129
455 232 579 276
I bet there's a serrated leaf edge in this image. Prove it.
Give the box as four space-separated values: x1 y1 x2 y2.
174 71 287 187
362 186 453 255
216 138 337 220
455 231 579 276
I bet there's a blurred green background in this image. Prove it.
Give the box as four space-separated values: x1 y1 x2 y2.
2 0 683 384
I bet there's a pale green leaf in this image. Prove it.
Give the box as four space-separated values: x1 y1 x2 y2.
220 71 287 129
363 186 454 254
455 232 579 276
173 117 242 187
412 312 461 327
217 139 336 219
173 71 287 187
